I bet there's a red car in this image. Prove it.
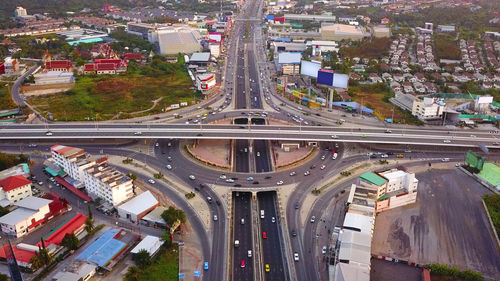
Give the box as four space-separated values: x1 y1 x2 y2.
241 260 246 268
262 232 267 239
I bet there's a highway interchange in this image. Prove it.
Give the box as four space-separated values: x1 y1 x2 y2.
3 0 500 280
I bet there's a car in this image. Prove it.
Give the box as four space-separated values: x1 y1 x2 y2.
385 129 392 133
294 253 299 261
304 171 310 176
265 264 270 272
262 232 267 239
257 152 260 157
264 176 272 179
166 165 172 170
331 135 338 139
134 132 142 135
220 174 227 179
204 262 209 270
38 181 44 185
189 175 196 180
234 184 242 187
381 154 388 158
276 180 283 185
362 134 367 138
247 177 254 181
310 216 316 223
310 165 316 169
216 200 221 206
148 179 156 184
271 217 276 223
322 246 327 255
295 203 299 209
396 154 404 158
404 150 412 153
253 181 260 184
320 165 326 170
387 152 394 155
240 260 246 268
470 135 476 138
494 142 500 146
455 163 461 167
241 218 245 224
332 153 338 160
443 139 451 143
289 171 296 176
45 131 53 136
226 178 235 183
321 155 326 160
291 230 297 237
167 157 172 162
248 250 252 258
155 143 159 147
213 215 218 221
206 196 212 203
441 158 450 162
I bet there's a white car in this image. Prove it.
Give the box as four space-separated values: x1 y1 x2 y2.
443 139 451 143
276 180 284 185
155 143 159 147
271 217 276 223
46 131 53 136
226 178 235 183
381 154 388 158
331 135 338 139
310 216 315 223
148 179 156 184
220 174 227 179
166 165 172 170
320 165 326 170
289 171 296 176
189 175 196 180
134 132 142 135
322 246 327 255
213 215 218 221
294 253 299 262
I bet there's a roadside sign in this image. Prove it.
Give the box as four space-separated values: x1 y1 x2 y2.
194 271 200 276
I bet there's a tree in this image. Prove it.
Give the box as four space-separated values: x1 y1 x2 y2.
61 233 79 251
161 206 186 227
127 173 137 180
160 230 172 248
124 265 142 281
132 249 151 268
87 204 93 220
0 273 8 281
29 254 44 271
84 217 94 233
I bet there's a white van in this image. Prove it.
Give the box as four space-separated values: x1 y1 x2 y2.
235 240 240 247
260 210 265 219
441 158 450 162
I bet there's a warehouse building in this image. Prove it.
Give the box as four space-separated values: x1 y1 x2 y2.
0 196 52 238
156 27 202 55
321 24 366 41
117 191 159 222
34 71 74 85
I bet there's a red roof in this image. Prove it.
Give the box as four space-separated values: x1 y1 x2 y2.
54 177 92 202
45 60 72 70
83 64 95 71
0 175 31 192
123 53 145 60
95 63 119 71
94 59 121 64
0 244 36 263
37 213 87 246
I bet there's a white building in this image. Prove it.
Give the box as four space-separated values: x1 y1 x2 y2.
52 260 96 281
14 7 27 17
0 196 52 238
209 44 221 58
411 97 445 120
34 71 75 85
3 57 19 74
84 161 134 206
131 235 162 257
278 52 301 75
0 175 32 207
196 73 216 91
51 145 93 184
117 191 159 222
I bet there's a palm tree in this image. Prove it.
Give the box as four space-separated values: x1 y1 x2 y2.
29 255 44 271
84 217 94 233
124 265 142 281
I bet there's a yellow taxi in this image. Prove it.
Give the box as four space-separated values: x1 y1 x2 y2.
265 264 270 272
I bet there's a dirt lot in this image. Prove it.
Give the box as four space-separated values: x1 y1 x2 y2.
372 169 500 279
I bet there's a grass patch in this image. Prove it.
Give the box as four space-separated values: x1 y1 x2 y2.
340 38 391 59
433 34 460 60
483 194 500 235
28 58 195 121
125 245 179 281
0 83 17 110
348 84 423 125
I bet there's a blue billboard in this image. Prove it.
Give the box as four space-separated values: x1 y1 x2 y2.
317 69 334 86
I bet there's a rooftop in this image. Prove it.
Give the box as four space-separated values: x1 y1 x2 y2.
0 175 31 192
190 52 211 62
117 191 158 215
131 235 162 256
278 52 302 64
0 208 37 226
51 145 85 158
380 170 408 181
15 196 52 211
359 172 387 186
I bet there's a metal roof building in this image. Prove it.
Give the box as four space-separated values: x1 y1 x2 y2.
157 28 202 55
278 52 301 64
117 191 159 223
131 235 162 256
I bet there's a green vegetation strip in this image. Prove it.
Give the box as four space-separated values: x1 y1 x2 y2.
483 194 500 236
425 264 483 281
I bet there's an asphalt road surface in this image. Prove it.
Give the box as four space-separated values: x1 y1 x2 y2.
232 192 254 281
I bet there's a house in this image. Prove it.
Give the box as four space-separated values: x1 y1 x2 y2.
44 60 73 72
0 175 32 206
117 191 159 223
381 73 392 82
83 60 127 75
368 73 383 83
3 57 19 74
412 97 445 120
393 73 404 82
123 53 146 62
381 17 390 25
0 196 52 238
90 44 116 59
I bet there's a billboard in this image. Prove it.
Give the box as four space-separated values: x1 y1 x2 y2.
208 32 222 42
300 60 321 78
317 69 334 86
332 73 349 88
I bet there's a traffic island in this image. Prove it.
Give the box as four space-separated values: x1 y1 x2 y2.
274 144 317 171
182 139 231 171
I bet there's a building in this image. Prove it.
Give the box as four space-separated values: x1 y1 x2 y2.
52 260 96 281
117 191 159 222
196 73 216 91
84 161 134 206
0 163 30 181
14 7 27 17
411 97 445 120
381 17 390 25
0 62 5 75
123 53 146 62
278 52 301 75
209 44 221 58
3 57 19 74
44 60 73 72
90 44 116 59
437 25 455 33
0 175 32 206
307 40 339 56
51 145 91 184
0 196 52 238
82 59 127 75
321 24 366 41
155 27 203 55
189 52 211 66
131 235 162 257
34 71 75 85
141 206 167 227
284 14 336 23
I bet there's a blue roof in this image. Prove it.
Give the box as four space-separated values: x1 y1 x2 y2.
68 38 103 46
332 102 374 114
276 37 291 42
77 229 127 267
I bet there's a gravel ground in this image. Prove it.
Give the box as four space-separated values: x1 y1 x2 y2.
370 259 422 281
372 168 500 279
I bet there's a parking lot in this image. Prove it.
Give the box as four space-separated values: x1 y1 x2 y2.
372 169 500 279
